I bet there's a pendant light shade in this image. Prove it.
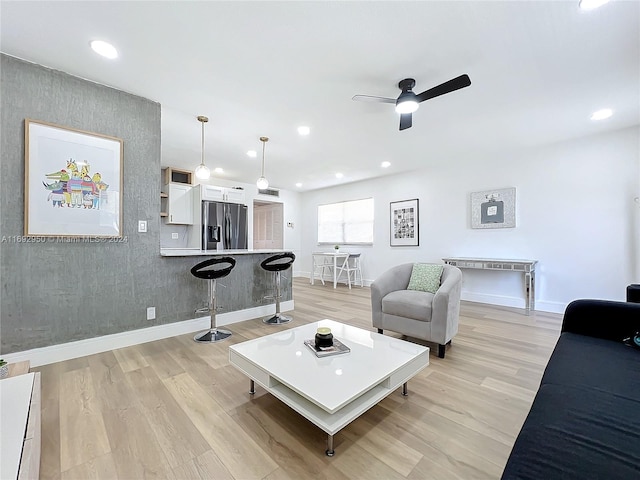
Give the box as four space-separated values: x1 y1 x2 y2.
257 136 269 189
195 115 210 180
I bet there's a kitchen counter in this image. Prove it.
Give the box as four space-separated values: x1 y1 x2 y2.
160 248 292 257
160 248 295 327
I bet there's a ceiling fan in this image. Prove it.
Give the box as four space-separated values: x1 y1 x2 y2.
352 74 471 131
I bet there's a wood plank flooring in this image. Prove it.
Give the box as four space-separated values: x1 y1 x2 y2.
35 278 562 479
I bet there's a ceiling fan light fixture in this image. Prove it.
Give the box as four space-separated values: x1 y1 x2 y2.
395 95 419 114
195 115 210 180
257 136 269 190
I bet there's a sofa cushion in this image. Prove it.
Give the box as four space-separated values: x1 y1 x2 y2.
501 383 640 479
407 263 443 293
382 290 433 322
541 332 640 398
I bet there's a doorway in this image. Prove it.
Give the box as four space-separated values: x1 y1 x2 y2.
253 200 284 249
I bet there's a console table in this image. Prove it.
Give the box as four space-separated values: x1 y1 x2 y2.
442 257 538 315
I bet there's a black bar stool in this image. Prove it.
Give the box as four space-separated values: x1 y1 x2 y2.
191 256 236 343
261 252 296 325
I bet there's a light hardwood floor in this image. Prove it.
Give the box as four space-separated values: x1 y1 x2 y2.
35 277 562 479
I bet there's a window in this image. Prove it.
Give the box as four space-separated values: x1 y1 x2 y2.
317 198 374 244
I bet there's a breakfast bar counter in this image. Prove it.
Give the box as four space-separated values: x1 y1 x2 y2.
160 248 293 257
160 248 295 326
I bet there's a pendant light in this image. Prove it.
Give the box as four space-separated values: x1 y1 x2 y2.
256 136 269 190
195 115 210 180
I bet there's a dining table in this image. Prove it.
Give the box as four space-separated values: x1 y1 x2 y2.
311 252 351 289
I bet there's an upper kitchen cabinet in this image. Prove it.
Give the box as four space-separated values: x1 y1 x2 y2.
201 184 246 204
161 167 194 224
164 167 193 186
224 187 246 204
164 183 193 224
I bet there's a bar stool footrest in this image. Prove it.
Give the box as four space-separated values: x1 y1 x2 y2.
263 294 282 301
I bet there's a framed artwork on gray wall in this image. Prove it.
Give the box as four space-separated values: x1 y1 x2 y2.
24 119 124 237
390 198 419 246
470 187 516 229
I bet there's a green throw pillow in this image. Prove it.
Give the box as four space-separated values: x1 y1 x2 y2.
407 263 443 294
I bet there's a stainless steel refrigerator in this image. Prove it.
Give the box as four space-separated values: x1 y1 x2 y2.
202 201 248 250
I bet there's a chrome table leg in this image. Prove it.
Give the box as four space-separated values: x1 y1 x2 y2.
326 434 335 456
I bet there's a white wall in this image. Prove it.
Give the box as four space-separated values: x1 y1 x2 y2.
299 127 640 313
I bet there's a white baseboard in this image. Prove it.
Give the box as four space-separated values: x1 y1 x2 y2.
461 291 566 314
2 300 294 368
530 300 566 315
298 272 372 287
216 300 294 326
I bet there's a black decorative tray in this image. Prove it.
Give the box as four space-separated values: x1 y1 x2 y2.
304 338 351 357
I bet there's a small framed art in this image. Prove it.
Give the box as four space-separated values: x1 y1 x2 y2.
390 198 419 246
470 187 516 229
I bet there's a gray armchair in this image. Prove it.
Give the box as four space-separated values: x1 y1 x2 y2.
371 263 462 358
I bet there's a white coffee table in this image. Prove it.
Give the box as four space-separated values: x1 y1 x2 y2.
229 319 429 455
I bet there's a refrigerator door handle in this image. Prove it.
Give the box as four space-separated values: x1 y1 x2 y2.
225 214 231 248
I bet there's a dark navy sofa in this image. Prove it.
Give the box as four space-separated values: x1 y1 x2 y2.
501 299 640 479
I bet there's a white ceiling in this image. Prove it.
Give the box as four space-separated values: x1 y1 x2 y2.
1 1 638 192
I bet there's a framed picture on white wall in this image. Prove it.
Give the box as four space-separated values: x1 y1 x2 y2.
470 187 516 229
390 198 419 246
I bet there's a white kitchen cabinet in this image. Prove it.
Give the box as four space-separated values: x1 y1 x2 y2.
165 183 193 224
200 184 245 204
224 188 246 204
201 184 225 202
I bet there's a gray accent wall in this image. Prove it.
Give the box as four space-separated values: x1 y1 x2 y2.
0 55 289 354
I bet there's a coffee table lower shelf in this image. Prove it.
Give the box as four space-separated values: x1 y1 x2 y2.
230 351 427 456
251 378 410 455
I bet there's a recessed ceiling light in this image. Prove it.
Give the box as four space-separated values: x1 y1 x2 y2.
590 108 613 121
381 161 391 168
247 150 257 158
335 173 343 179
214 167 224 174
90 40 118 59
295 182 302 188
297 126 310 136
579 0 610 10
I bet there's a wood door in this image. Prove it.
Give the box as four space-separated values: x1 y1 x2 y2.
253 202 283 249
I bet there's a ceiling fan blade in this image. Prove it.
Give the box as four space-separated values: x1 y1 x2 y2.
415 74 471 103
352 94 396 104
399 113 412 131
